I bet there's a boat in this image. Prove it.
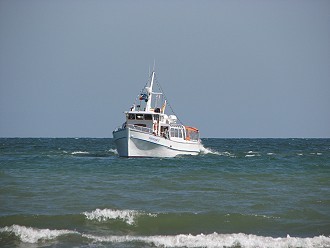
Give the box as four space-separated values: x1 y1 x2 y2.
112 70 202 157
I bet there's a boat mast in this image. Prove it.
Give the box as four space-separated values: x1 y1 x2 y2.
145 71 155 112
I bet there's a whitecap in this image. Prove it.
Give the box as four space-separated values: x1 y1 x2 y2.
245 151 260 157
83 208 156 225
0 225 79 243
220 151 236 157
82 232 330 248
71 151 89 155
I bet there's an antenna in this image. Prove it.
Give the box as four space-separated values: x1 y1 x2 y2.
153 59 156 72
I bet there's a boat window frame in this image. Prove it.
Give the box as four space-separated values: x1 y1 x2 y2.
169 125 184 139
136 114 144 120
153 114 159 121
144 114 152 120
128 113 135 120
178 129 183 138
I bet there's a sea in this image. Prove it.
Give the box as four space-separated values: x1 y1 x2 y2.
0 138 329 248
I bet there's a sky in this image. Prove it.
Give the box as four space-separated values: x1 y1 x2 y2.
0 0 329 138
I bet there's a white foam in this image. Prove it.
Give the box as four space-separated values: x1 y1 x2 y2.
108 148 118 155
0 225 78 243
1 226 329 247
200 145 221 155
199 145 236 157
245 151 260 157
82 233 330 248
220 151 236 157
83 208 155 225
71 151 89 155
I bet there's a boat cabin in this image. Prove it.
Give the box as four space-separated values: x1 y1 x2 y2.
125 111 199 142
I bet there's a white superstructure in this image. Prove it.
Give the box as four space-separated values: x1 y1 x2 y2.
113 70 201 157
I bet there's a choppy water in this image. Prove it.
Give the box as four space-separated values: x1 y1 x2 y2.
0 138 329 248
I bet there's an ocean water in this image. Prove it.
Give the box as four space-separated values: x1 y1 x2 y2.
0 138 329 248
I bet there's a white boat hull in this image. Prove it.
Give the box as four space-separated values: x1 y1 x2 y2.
113 127 201 158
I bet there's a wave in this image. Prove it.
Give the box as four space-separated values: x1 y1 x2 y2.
2 225 329 247
82 208 156 225
71 151 90 155
2 210 328 237
245 151 261 158
0 225 79 243
83 233 330 248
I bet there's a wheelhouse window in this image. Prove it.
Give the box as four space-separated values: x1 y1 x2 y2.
136 114 144 120
170 126 184 138
128 114 135 120
178 129 183 138
144 114 152 120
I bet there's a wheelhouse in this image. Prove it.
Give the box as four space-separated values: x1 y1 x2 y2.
125 112 163 133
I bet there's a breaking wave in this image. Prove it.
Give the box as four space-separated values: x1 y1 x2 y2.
83 208 156 225
1 225 329 247
0 225 78 243
71 151 90 155
245 151 261 158
83 233 330 248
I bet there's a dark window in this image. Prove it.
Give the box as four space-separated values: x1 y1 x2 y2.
144 114 152 120
128 114 135 120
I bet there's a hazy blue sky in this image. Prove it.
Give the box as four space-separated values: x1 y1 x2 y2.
1 0 329 138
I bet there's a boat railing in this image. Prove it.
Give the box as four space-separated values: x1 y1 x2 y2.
127 124 153 134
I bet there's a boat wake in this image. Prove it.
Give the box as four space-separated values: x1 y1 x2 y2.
200 145 221 155
108 148 118 155
200 144 236 157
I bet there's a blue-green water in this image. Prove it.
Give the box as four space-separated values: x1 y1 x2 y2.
0 138 329 247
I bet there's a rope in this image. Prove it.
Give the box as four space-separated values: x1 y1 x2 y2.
132 71 184 126
154 74 184 125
